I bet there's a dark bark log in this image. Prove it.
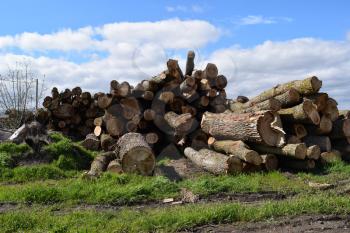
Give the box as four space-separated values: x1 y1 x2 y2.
329 118 350 139
101 133 117 151
279 158 315 170
81 133 100 151
303 136 331 152
260 154 279 171
185 50 195 76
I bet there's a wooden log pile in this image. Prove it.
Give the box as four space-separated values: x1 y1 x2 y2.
38 50 350 176
185 76 350 174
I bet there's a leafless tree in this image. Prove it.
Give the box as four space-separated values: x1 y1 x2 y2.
0 61 45 129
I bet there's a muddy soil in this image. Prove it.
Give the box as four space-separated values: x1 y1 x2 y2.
186 215 350 233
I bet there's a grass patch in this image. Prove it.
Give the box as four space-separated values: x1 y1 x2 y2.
0 143 31 168
0 193 349 232
42 133 96 170
0 164 77 183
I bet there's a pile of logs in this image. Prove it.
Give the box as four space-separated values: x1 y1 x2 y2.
184 76 350 174
38 50 350 176
38 87 104 138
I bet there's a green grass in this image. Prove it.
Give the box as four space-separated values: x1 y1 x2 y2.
0 193 349 232
0 142 31 168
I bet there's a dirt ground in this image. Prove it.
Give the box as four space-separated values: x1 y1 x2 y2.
185 215 350 233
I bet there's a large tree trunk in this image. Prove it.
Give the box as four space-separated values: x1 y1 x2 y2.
249 143 307 160
184 147 243 175
208 138 262 165
116 133 155 175
201 111 285 147
278 100 320 125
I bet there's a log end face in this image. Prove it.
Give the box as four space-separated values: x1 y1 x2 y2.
295 143 307 160
310 76 322 93
258 111 286 147
121 147 155 176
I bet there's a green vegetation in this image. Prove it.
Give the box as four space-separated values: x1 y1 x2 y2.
0 193 349 232
0 142 30 168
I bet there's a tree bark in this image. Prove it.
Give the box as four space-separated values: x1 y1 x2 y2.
329 118 350 139
305 115 333 135
260 154 279 171
273 88 301 108
107 159 123 174
249 143 307 160
278 99 320 125
87 151 116 176
81 133 100 151
184 147 243 175
100 133 117 151
201 111 285 147
209 138 262 165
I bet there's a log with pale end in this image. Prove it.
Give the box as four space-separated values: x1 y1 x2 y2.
278 99 320 125
201 111 285 147
208 138 262 165
107 159 123 174
306 145 321 160
249 143 307 160
184 147 243 175
116 133 155 175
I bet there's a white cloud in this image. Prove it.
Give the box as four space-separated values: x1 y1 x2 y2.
238 15 293 25
165 5 204 13
0 19 349 110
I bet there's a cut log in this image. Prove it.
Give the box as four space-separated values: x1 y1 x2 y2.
306 145 321 160
159 91 175 104
204 63 218 81
322 98 339 121
305 115 333 135
81 133 100 151
304 93 328 112
116 133 155 175
107 160 123 174
101 133 117 151
236 96 249 103
278 100 320 125
260 154 279 171
106 116 125 137
248 76 322 106
184 147 243 175
97 94 113 109
329 118 350 139
201 111 285 147
145 132 159 144
249 143 307 160
279 158 315 170
164 112 195 136
94 126 102 137
185 50 195 76
303 136 331 152
208 138 262 165
215 75 227 90
94 117 103 127
167 59 183 82
274 88 301 108
52 104 75 119
286 135 302 144
143 109 156 121
232 98 281 114
320 150 342 164
87 152 116 176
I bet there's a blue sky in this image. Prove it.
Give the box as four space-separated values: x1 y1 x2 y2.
0 1 350 108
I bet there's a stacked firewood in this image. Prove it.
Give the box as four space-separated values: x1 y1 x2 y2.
184 76 350 175
38 87 104 138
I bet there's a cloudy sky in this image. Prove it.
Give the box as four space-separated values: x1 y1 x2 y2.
0 0 350 108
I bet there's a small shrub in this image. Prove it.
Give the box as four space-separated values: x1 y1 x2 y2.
0 143 30 168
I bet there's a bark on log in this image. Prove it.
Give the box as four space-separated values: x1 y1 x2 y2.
248 76 322 106
97 94 113 109
230 98 281 113
87 151 116 176
185 50 195 76
260 154 279 171
307 145 321 160
329 118 350 139
278 100 320 125
101 133 117 151
305 115 333 135
322 98 339 121
303 136 331 152
107 159 123 174
249 143 307 160
208 138 262 165
304 93 328 112
215 75 228 90
201 111 285 147
116 133 155 175
184 147 243 175
320 150 342 164
81 133 100 151
274 88 301 108
164 112 195 136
